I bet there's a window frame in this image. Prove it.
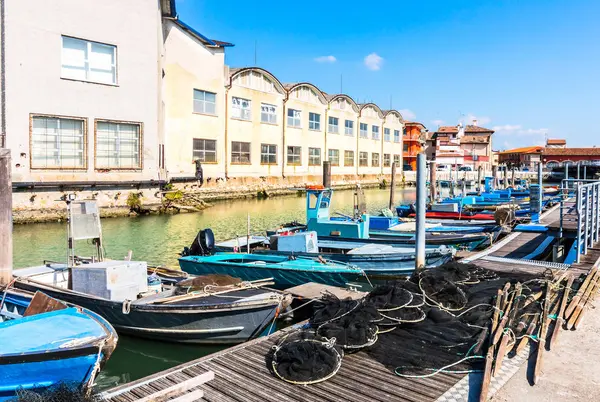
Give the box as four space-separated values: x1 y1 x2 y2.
372 152 380 167
344 120 354 136
231 97 252 121
394 130 401 143
393 154 401 166
193 89 217 116
260 103 277 124
308 147 322 166
287 108 302 128
372 125 380 140
403 143 409 152
231 141 251 164
359 151 369 167
383 153 391 167
30 113 88 170
344 150 355 167
359 123 368 138
328 149 340 166
94 119 143 170
61 35 117 86
309 112 321 131
328 116 339 134
384 128 391 142
192 138 218 164
287 146 302 166
260 143 278 165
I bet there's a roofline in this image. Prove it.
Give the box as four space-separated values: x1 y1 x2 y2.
383 110 405 122
327 94 360 113
228 67 286 94
286 82 328 105
359 103 384 119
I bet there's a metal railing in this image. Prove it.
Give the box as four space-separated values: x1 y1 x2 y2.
568 180 600 263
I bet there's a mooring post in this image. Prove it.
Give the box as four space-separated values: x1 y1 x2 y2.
584 164 587 180
477 166 483 194
0 149 12 285
538 161 543 211
388 162 396 210
503 165 508 189
416 154 426 271
322 160 331 188
429 161 437 202
511 167 516 188
577 162 581 181
246 212 251 254
492 165 498 190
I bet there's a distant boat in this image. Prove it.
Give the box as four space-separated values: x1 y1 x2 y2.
0 289 117 400
179 253 365 289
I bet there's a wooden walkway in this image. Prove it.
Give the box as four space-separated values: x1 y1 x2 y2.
101 203 600 402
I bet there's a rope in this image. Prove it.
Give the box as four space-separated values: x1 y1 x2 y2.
0 277 17 313
278 298 318 317
122 299 131 315
394 355 485 378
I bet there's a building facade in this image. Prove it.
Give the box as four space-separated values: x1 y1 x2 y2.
431 124 494 169
403 122 426 169
498 146 543 169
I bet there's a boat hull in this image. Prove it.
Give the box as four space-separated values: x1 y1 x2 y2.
179 258 363 289
13 281 280 345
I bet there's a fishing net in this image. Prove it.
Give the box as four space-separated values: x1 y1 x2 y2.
13 382 98 402
269 331 343 384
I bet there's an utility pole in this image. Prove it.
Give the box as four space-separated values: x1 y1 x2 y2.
0 148 12 285
415 154 426 271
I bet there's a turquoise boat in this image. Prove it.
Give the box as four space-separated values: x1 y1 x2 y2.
0 290 117 400
179 253 365 289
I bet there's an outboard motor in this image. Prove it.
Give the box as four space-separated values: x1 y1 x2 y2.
182 228 215 256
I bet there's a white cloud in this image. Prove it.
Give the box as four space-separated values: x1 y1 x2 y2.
364 53 383 71
493 125 548 150
398 109 416 120
314 55 337 63
463 114 491 126
431 119 445 127
492 124 522 132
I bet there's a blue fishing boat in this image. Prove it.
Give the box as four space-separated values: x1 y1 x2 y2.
0 290 117 400
179 253 365 289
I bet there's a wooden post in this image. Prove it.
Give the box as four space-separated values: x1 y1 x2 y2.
492 165 498 189
0 149 12 285
429 161 437 201
322 161 331 188
388 162 396 210
477 165 483 194
511 167 516 187
503 165 508 189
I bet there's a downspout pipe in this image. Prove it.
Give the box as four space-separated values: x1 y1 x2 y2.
281 92 288 178
356 111 361 176
224 86 230 179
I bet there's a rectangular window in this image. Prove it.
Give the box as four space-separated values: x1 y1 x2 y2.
231 141 251 164
231 97 251 120
261 103 277 124
328 149 339 166
31 115 85 169
384 128 391 142
384 153 391 167
403 127 407 136
287 108 301 127
403 143 409 152
96 121 142 169
193 89 216 115
192 138 217 163
309 112 321 130
394 154 401 166
61 36 116 85
359 123 368 138
394 130 401 143
372 125 380 140
309 147 321 166
287 146 302 165
344 150 354 167
372 152 380 167
328 116 339 133
359 152 368 167
345 120 354 136
260 144 277 165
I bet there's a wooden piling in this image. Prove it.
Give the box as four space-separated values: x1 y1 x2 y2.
550 275 574 349
492 165 498 189
322 160 331 188
477 165 483 194
429 161 437 201
388 162 396 210
0 149 12 285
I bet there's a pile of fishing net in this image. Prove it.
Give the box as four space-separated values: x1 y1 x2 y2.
13 382 98 402
270 260 548 384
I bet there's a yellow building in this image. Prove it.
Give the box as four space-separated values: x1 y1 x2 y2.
326 95 361 176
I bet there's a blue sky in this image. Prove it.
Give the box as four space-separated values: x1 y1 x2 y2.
176 0 600 150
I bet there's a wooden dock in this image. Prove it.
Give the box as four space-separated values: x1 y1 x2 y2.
101 202 600 402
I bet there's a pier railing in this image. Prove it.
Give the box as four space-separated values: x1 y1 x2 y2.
560 179 600 263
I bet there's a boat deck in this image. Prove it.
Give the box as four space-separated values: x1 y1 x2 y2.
101 203 600 402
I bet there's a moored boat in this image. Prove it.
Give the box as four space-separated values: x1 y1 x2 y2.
0 289 117 400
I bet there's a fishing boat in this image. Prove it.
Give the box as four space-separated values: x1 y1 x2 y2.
179 253 366 289
12 200 286 344
0 289 117 400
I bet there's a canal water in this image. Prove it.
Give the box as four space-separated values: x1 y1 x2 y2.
12 187 419 390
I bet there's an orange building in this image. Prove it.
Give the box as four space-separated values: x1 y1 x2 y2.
403 122 426 169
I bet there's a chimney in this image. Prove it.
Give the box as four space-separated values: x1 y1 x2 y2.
472 119 478 126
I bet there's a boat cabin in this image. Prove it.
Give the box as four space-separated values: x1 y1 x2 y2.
305 188 370 239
